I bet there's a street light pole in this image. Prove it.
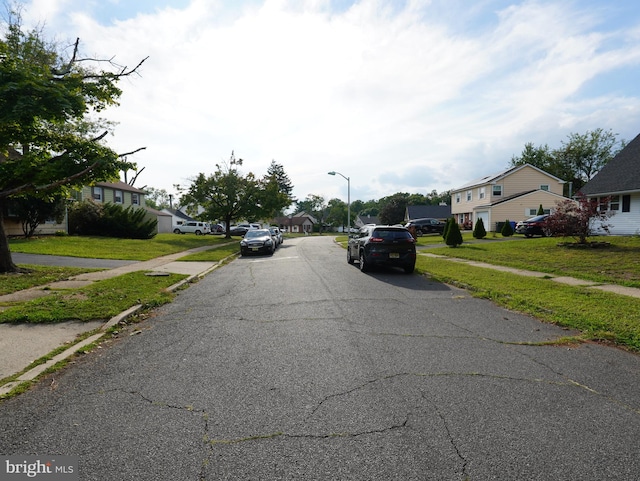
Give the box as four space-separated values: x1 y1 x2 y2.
328 171 350 234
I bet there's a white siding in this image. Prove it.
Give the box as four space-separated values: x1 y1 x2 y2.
605 194 640 235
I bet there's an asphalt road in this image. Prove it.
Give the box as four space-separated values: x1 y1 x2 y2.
1 236 639 480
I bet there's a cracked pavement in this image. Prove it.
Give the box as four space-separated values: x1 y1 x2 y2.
1 236 638 480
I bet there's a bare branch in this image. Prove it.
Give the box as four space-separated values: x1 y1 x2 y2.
118 146 146 158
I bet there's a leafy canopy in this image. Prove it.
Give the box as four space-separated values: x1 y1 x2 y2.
180 152 293 237
0 8 146 272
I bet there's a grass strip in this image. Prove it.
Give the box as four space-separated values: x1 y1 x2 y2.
0 271 187 324
178 243 240 262
416 256 640 351
0 265 100 296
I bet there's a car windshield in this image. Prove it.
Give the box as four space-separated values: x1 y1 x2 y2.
245 230 269 238
526 215 548 222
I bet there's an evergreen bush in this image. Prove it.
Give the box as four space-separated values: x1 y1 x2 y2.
472 218 486 239
68 200 157 238
537 204 544 215
442 217 452 240
445 219 463 247
501 219 514 237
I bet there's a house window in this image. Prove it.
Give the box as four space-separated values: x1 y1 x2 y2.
455 193 461 203
622 195 631 213
479 187 485 200
609 195 620 211
114 190 123 204
528 207 550 216
540 184 549 191
492 185 502 196
466 190 472 202
92 187 103 202
132 193 139 205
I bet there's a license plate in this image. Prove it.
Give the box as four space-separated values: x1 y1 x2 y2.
389 253 399 258
251 247 259 251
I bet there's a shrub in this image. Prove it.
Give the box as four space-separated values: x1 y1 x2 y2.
537 204 544 215
101 203 158 239
442 217 452 240
473 218 486 239
68 199 104 235
501 219 514 237
68 200 157 239
445 219 463 247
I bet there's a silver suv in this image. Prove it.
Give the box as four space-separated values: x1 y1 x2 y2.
173 221 211 235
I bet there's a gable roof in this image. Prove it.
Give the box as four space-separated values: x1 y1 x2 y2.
274 215 315 226
479 189 567 208
163 208 194 221
580 132 640 195
406 205 451 220
96 180 147 194
454 163 565 191
356 214 380 225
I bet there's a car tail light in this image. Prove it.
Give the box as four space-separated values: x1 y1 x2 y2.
370 237 384 242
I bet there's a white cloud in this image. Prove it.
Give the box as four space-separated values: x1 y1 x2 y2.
18 0 640 205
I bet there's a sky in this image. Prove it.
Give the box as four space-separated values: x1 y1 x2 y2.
16 0 640 207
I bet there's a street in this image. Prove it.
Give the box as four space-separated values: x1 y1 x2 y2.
1 235 639 480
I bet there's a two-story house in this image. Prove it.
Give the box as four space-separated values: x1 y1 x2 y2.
451 164 567 232
74 180 147 208
74 180 173 234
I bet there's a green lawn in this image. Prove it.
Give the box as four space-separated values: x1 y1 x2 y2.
0 271 186 324
422 235 640 288
9 233 235 260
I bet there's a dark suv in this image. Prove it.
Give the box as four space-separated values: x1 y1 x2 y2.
347 225 416 274
405 218 446 236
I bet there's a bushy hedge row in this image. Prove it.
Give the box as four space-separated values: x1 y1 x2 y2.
68 200 157 239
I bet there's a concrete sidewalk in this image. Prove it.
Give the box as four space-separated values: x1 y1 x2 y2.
0 245 228 396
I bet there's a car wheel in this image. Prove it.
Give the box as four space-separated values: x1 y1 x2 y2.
359 251 369 272
195 230 202 235
525 233 532 238
415 230 424 237
404 264 415 274
347 248 355 264
173 228 181 234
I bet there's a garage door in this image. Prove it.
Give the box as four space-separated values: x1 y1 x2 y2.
476 211 489 230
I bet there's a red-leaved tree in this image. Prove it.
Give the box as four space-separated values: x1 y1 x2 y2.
544 193 613 244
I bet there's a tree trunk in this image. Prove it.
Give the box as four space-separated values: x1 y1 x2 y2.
0 201 20 273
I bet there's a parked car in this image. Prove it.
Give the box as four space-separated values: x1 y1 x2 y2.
209 223 224 234
404 218 446 236
173 221 211 235
269 226 283 246
347 225 416 274
240 229 276 256
229 225 249 236
515 214 550 237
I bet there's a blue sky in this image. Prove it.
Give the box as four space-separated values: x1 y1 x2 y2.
19 0 640 205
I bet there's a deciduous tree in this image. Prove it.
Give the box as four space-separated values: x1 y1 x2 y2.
0 9 146 272
180 152 261 238
545 193 613 244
